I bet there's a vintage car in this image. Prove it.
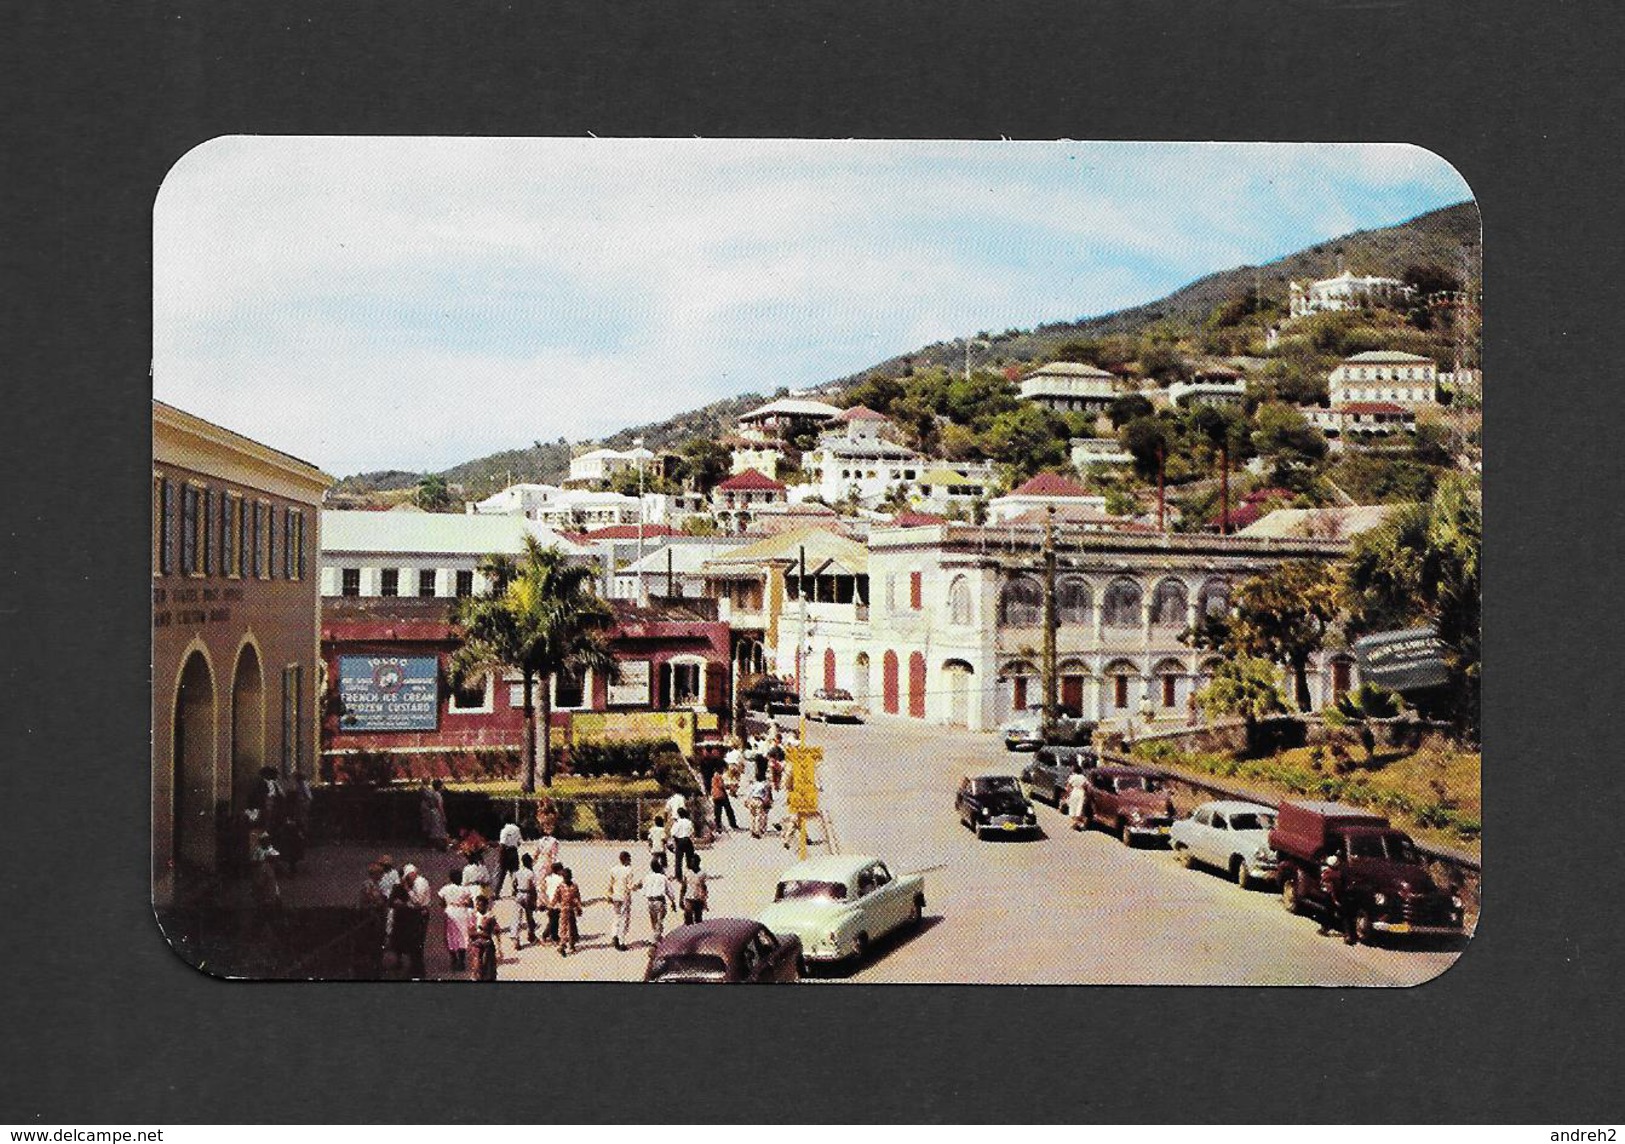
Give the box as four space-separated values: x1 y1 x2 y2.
999 708 1045 751
803 687 865 723
643 919 803 983
756 854 926 968
742 678 800 715
1020 745 1097 806
955 774 1040 839
1169 799 1280 888
1080 765 1176 846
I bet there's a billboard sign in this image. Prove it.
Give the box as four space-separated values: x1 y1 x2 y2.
1352 628 1451 693
338 655 439 731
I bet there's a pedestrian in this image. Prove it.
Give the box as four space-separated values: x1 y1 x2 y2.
1064 767 1089 831
272 799 306 876
377 854 402 901
671 808 696 874
555 868 583 956
642 857 670 945
402 863 432 978
664 790 687 833
460 849 491 900
420 779 449 850
680 854 708 926
386 883 417 973
647 814 668 859
356 860 389 978
512 853 538 949
249 830 282 922
438 869 473 972
534 829 560 883
710 768 739 832
1317 853 1357 945
606 851 636 951
469 893 499 981
495 820 523 897
541 861 565 944
745 776 772 838
249 765 282 825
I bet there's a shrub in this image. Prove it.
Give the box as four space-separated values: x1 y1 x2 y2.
335 750 397 787
596 800 645 841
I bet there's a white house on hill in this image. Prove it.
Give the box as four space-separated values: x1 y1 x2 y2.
1018 362 1119 414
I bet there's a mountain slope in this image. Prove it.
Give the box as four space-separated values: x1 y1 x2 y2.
336 200 1478 494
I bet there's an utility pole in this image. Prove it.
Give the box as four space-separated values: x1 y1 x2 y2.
797 544 809 744
1041 507 1059 739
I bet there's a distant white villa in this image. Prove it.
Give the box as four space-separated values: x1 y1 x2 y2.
566 445 656 486
1328 350 1438 407
1017 362 1119 414
1289 265 1415 319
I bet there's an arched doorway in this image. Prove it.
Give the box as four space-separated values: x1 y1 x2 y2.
908 652 927 719
173 649 217 870
823 647 837 694
853 652 871 708
231 643 265 817
882 650 899 715
943 660 973 726
1059 659 1089 716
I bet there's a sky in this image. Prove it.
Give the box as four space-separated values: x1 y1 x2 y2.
152 138 1472 477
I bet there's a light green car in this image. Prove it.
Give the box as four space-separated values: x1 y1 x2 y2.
756 854 927 968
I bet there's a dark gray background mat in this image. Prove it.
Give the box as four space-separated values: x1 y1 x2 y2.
2 0 1621 1124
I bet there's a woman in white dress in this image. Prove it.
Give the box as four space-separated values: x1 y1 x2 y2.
1064 768 1090 831
438 870 474 973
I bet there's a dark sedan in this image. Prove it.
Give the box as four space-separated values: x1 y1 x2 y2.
955 774 1040 840
643 919 803 983
1021 745 1097 806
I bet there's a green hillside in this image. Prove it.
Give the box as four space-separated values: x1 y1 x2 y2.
332 200 1478 498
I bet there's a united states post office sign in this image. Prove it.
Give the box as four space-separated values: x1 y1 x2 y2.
338 655 439 731
1352 628 1451 693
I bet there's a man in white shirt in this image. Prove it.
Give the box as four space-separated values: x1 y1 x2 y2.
460 852 491 898
540 862 566 944
642 858 670 944
401 863 432 977
606 851 636 951
376 855 402 900
664 792 687 832
511 854 538 949
495 821 523 898
670 808 696 874
746 778 773 838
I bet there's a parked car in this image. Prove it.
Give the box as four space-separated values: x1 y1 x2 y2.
803 687 865 723
999 708 1045 751
643 919 803 983
1270 801 1465 944
1080 765 1176 846
1169 800 1280 888
1020 745 1097 806
743 678 800 715
955 774 1040 839
756 854 926 968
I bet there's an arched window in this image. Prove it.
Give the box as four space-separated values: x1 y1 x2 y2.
998 576 1043 627
1057 576 1091 626
1197 578 1232 619
947 575 973 626
1102 578 1142 627
1150 578 1189 626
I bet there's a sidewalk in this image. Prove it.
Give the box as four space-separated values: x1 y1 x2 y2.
277 815 827 981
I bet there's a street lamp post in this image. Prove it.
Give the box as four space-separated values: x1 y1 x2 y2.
960 336 990 381
634 436 646 591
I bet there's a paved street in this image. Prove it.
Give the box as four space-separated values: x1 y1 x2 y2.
492 718 1465 984
277 718 1466 985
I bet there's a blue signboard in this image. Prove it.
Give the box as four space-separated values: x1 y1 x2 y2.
338 655 439 731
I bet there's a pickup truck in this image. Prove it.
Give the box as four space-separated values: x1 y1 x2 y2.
1269 800 1465 944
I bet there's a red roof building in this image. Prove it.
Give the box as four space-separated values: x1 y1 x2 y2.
1009 471 1093 499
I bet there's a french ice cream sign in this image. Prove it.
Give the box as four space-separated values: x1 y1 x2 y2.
338 655 439 731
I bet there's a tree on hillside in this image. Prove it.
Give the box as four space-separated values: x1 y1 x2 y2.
1108 393 1154 429
1401 263 1462 299
841 374 906 416
1194 656 1287 739
413 473 455 512
1190 405 1249 534
679 437 732 495
1119 415 1173 529
983 404 1070 476
1227 559 1343 711
451 538 618 790
1251 403 1328 490
1343 475 1480 734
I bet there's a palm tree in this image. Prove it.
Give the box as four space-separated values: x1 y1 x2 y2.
451 538 618 790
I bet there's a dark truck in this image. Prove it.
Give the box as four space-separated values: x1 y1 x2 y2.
1270 800 1465 945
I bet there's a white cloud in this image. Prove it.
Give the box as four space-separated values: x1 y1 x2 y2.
153 138 1472 474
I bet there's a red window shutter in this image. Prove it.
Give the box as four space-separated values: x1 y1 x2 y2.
910 571 922 610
